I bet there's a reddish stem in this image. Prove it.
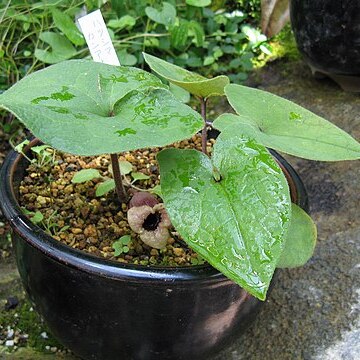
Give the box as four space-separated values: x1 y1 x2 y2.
110 153 128 203
200 97 208 155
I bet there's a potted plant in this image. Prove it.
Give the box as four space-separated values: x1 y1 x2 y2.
290 0 360 92
260 0 360 92
0 54 359 360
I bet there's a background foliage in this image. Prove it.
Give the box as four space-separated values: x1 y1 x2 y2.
0 0 269 91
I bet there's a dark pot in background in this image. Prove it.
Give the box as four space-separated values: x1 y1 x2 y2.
0 140 308 360
290 0 360 92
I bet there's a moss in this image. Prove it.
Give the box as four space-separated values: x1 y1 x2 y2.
0 299 64 354
269 25 301 62
253 25 301 71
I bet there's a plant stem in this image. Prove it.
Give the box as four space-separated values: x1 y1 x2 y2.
109 109 128 203
110 153 128 203
114 33 169 43
200 97 208 155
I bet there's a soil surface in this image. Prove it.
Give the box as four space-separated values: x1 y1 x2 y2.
17 136 212 267
1 59 360 359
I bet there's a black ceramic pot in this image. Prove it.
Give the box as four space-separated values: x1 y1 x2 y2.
0 140 308 360
290 0 360 92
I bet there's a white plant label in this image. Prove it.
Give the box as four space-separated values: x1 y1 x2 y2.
78 9 120 66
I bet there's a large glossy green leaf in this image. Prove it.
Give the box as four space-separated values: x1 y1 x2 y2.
158 135 291 300
143 52 229 98
277 203 317 268
0 60 203 156
34 32 77 64
213 84 360 161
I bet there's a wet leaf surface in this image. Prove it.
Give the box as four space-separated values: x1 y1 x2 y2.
277 203 317 268
0 60 203 156
158 135 291 300
214 84 360 160
143 52 229 98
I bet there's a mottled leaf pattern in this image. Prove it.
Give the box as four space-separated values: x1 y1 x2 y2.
0 60 203 155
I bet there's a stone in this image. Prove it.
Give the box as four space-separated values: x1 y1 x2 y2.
4 296 19 311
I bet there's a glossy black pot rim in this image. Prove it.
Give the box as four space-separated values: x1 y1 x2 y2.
0 139 308 285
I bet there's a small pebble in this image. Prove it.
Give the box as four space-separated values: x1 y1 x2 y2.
71 228 83 234
36 195 47 205
5 340 14 347
173 248 184 256
150 249 159 256
18 135 209 267
6 328 14 339
4 296 19 310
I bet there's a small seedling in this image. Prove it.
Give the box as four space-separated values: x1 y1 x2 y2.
23 208 69 236
72 160 154 197
190 255 206 266
71 169 101 183
22 208 44 224
14 140 56 168
31 145 56 167
130 172 150 184
112 235 132 257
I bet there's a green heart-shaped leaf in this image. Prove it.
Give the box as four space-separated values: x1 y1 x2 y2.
0 60 203 156
277 203 317 268
34 32 77 64
145 2 176 26
158 135 291 300
143 52 229 98
213 84 360 160
117 49 137 66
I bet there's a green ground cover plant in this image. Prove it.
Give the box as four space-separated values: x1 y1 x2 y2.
0 0 269 92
